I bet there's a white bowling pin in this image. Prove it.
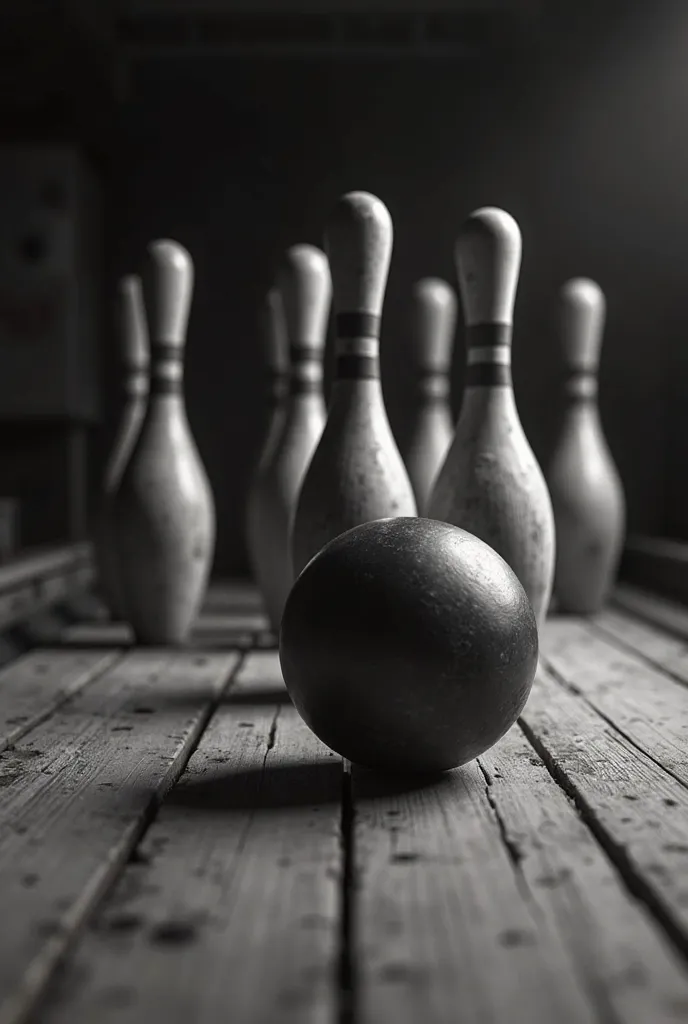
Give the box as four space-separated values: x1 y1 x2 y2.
291 191 417 577
247 245 330 629
112 240 216 645
94 275 149 620
401 277 457 514
427 207 555 628
546 278 625 613
245 287 290 625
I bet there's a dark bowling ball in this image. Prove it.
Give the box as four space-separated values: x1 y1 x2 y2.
279 516 539 774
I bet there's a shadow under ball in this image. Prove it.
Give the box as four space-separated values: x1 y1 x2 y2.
279 517 538 774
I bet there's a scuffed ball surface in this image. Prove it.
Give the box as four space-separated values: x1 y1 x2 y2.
279 516 538 774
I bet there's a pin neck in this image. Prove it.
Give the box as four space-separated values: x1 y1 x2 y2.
123 369 149 399
289 343 323 396
267 370 289 404
151 340 184 355
563 367 598 402
415 368 450 402
149 340 184 395
465 323 512 388
289 342 323 361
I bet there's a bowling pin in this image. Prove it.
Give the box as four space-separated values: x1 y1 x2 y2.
291 191 417 577
401 277 457 514
94 275 149 620
245 287 290 625
112 240 215 645
546 278 625 613
427 207 555 628
247 245 330 629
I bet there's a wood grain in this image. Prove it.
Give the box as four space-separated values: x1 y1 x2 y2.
36 651 342 1024
0 650 120 753
522 667 688 959
595 605 688 684
4 582 688 1024
541 616 688 784
481 724 688 1024
352 756 598 1024
0 648 241 1024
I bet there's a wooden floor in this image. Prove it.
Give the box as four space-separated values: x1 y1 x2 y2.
2 582 688 1022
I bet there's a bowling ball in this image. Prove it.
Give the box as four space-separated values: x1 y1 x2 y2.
279 516 538 774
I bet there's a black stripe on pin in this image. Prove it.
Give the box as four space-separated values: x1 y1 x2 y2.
417 368 447 380
416 371 450 402
289 343 321 363
466 323 512 348
465 363 512 387
289 378 322 395
150 341 182 360
336 312 381 339
149 377 183 395
563 367 596 380
566 392 596 404
123 382 149 399
419 392 450 405
336 354 380 379
564 370 597 403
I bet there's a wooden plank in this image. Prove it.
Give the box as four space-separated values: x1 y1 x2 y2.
613 583 688 643
480 726 688 1024
0 576 95 634
353 757 598 1023
255 628 279 649
13 608 74 647
35 565 92 608
0 646 242 1024
58 619 256 649
621 535 688 606
0 544 92 594
202 580 264 614
194 611 269 634
193 582 268 636
36 651 342 1024
541 616 688 785
0 634 30 669
594 604 688 684
521 667 688 964
58 585 265 647
0 649 120 753
190 627 266 649
624 536 688 562
62 591 109 623
58 584 266 643
57 622 135 646
0 584 48 631
0 549 94 634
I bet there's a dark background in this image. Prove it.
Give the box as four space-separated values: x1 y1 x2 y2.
0 0 685 577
